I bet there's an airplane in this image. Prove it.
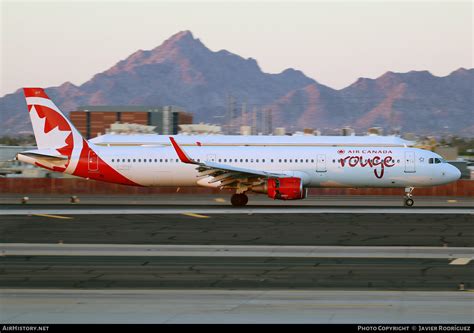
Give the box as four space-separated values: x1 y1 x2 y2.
90 133 414 148
16 88 461 207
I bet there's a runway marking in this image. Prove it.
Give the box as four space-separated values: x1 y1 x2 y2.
214 198 226 203
450 258 472 265
182 213 210 219
447 200 458 203
32 214 73 220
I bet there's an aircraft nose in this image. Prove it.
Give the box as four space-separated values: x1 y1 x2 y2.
448 164 461 181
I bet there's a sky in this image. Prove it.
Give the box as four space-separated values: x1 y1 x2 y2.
0 0 472 96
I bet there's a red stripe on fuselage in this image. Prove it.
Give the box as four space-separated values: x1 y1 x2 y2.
72 139 140 186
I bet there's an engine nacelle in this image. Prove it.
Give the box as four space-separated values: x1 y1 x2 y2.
253 177 306 200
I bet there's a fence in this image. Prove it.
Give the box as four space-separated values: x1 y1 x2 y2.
0 178 472 196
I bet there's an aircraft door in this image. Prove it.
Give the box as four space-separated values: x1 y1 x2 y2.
316 154 327 172
404 151 416 173
206 154 216 162
88 150 99 172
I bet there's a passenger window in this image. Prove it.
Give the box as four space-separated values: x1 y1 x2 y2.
262 159 265 163
133 159 136 162
154 159 157 162
429 158 433 164
127 159 131 163
311 159 314 163
112 159 114 162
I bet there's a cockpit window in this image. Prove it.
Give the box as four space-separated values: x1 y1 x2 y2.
430 157 444 164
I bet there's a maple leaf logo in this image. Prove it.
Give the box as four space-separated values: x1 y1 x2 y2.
29 104 73 155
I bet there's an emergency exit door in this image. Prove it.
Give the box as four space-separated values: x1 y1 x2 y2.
404 151 416 173
316 154 327 172
206 154 216 162
88 150 99 172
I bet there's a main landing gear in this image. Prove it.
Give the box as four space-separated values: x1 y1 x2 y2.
404 187 415 207
231 193 248 207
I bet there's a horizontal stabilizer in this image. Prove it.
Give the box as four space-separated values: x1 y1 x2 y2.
17 149 69 161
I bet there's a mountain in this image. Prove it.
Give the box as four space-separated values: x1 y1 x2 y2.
0 31 314 136
268 68 474 135
1 30 473 136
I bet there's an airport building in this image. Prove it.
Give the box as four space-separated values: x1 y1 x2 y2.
70 106 193 139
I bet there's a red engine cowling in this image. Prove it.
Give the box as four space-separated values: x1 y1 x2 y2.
267 177 306 200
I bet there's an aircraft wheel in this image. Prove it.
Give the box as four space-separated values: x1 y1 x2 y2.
231 193 248 207
404 198 414 207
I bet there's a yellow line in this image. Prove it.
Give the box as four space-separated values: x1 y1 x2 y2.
182 213 210 219
447 200 458 203
33 214 73 220
450 258 472 265
214 198 226 203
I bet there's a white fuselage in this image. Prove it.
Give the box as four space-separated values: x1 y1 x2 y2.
93 145 460 188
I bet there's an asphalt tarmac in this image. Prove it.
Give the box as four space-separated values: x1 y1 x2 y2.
2 289 472 323
1 255 472 290
1 213 472 246
1 195 472 323
1 194 472 207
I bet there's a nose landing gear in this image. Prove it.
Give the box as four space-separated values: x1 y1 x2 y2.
404 187 415 207
231 193 248 207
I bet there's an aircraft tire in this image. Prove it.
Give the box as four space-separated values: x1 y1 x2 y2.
231 193 248 207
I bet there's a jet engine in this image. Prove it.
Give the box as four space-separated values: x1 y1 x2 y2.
252 177 307 200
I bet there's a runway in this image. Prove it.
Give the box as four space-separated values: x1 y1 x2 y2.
1 255 473 290
1 289 472 323
2 194 472 215
1 196 472 323
1 213 472 246
1 194 472 207
2 207 473 215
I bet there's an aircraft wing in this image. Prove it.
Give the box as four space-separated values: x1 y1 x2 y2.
169 137 286 185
